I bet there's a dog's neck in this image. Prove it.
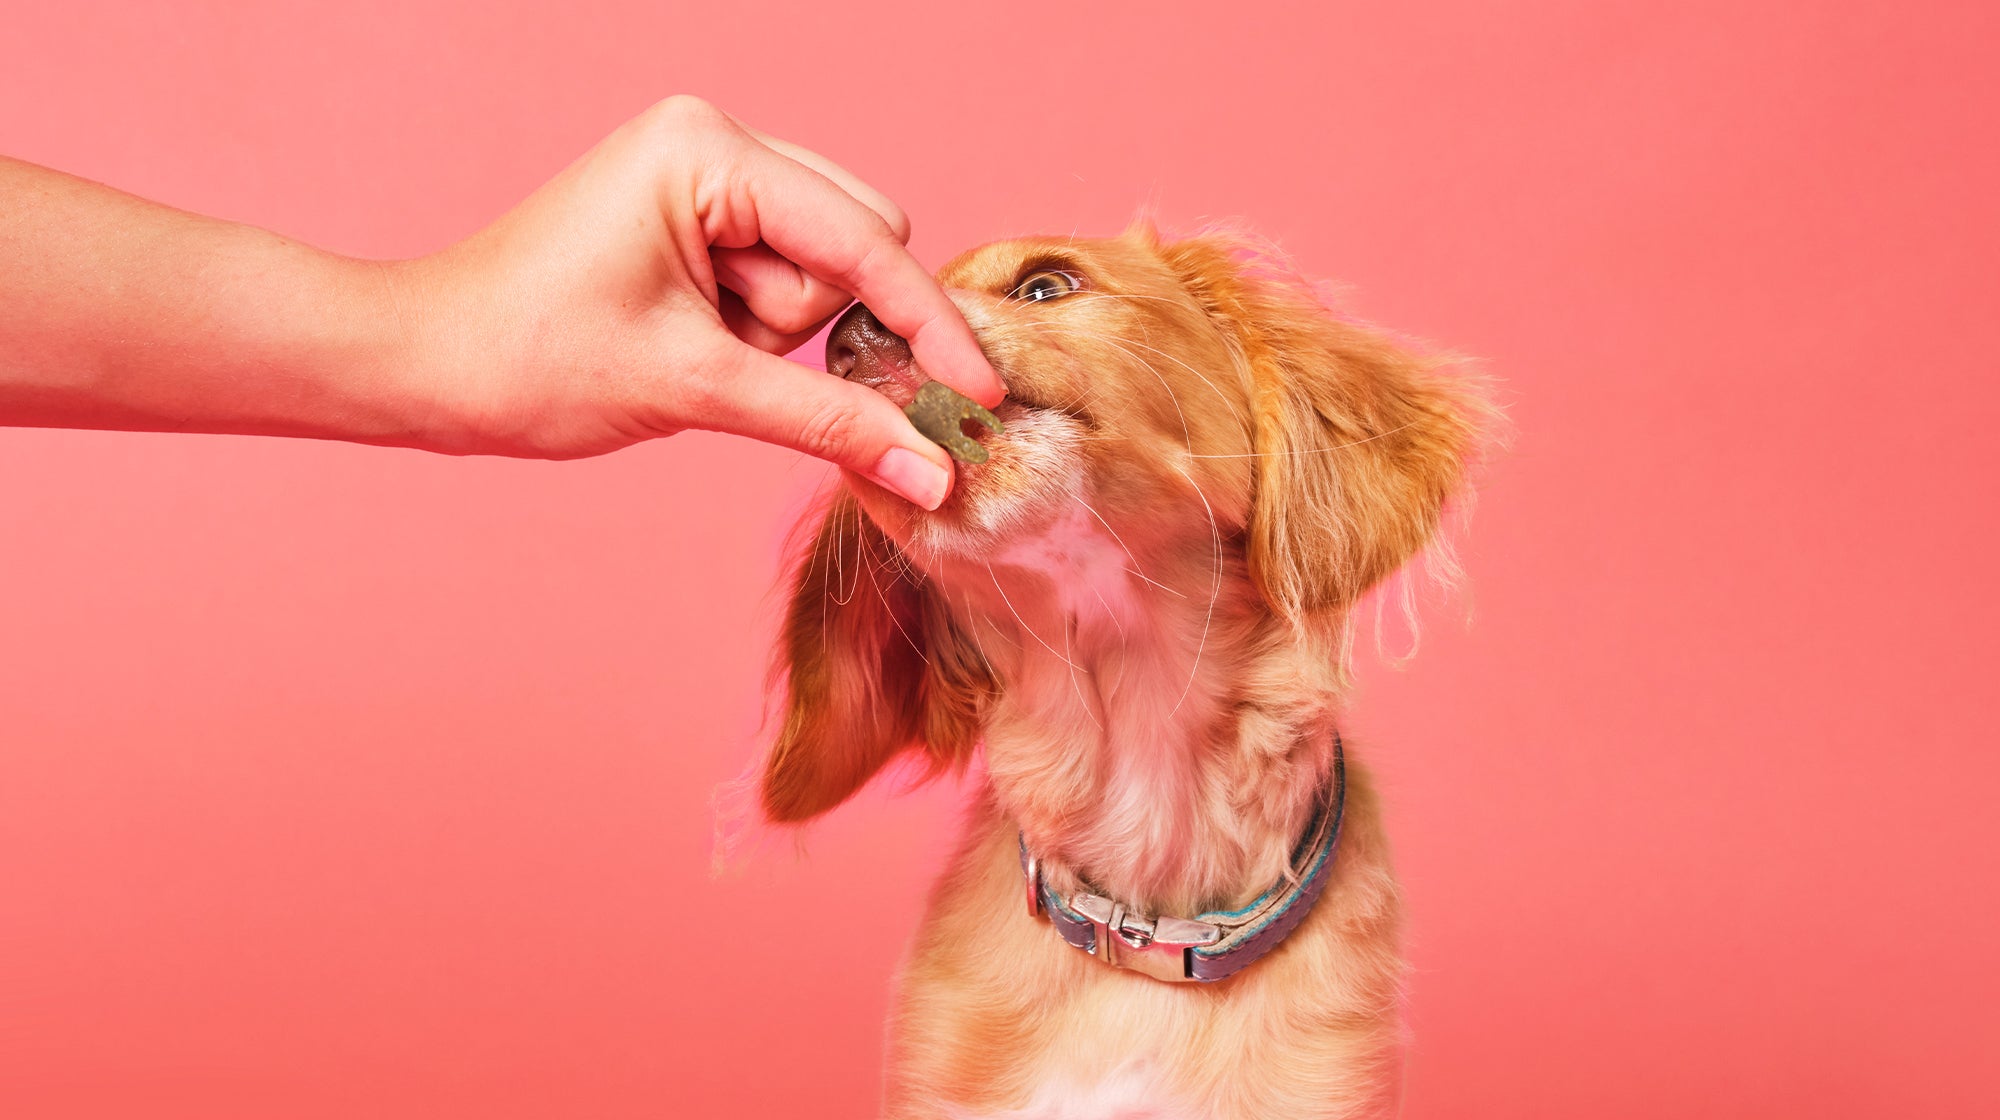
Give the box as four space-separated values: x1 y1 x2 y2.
936 505 1342 917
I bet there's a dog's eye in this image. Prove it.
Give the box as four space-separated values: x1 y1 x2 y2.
1011 270 1082 303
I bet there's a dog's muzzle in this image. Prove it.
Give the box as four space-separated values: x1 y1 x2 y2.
828 304 1003 464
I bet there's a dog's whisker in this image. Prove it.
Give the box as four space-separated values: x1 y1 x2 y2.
1095 328 1250 428
1032 318 1168 426
1087 580 1127 641
1186 421 1419 459
1062 289 1196 310
1093 327 1227 695
1069 492 1155 585
1064 424 1414 459
971 597 1020 650
828 495 861 607
1091 334 1197 458
1122 566 1188 598
1075 339 1219 693
860 524 932 669
1051 327 1220 711
1009 317 1123 420
1060 612 1103 732
985 560 1084 673
1167 460 1225 720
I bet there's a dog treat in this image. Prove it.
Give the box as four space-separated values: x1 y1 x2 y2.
904 380 1004 464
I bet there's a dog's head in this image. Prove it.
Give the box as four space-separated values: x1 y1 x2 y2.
760 226 1490 825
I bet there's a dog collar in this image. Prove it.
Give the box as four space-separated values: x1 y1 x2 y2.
1019 733 1346 984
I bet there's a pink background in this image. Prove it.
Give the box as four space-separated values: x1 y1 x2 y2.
2 2 1995 1116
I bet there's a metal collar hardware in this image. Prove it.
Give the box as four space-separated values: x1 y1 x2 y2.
1020 732 1346 984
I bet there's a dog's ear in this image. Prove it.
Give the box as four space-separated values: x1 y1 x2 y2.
760 489 994 823
1162 235 1493 618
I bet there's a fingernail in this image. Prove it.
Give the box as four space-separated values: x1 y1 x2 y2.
872 447 952 511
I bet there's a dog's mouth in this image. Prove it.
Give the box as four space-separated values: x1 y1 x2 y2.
957 414 998 445
938 385 1079 468
902 380 1005 466
824 303 1033 470
907 367 1080 475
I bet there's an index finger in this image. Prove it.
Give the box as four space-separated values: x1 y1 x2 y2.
726 119 912 243
721 138 1005 408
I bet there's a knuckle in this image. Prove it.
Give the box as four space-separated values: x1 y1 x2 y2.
838 236 890 294
882 203 912 243
795 400 863 462
765 310 816 337
649 94 730 138
763 296 830 337
652 93 712 121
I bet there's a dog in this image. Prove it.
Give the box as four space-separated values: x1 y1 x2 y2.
756 225 1491 1118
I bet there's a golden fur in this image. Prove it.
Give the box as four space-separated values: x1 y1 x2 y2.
759 226 1492 1118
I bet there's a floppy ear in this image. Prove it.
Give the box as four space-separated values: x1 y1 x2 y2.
1162 235 1494 618
760 490 995 823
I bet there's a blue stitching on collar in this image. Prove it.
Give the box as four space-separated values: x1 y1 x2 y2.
1191 803 1342 960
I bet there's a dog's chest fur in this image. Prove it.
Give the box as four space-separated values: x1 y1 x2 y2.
943 1061 1198 1119
884 784 1406 1120
989 502 1146 625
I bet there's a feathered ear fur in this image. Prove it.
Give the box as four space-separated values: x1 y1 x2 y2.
1161 235 1494 619
760 490 995 823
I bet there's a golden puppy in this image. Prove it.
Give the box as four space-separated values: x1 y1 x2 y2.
760 227 1491 1118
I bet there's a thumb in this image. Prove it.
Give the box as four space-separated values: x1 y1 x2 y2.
690 338 956 510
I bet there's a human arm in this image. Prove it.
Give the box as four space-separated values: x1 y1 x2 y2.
0 97 1003 508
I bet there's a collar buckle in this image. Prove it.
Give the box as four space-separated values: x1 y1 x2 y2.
1069 894 1222 983
1019 731 1347 984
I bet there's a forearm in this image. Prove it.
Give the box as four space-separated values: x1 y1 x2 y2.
0 156 438 449
0 101 999 501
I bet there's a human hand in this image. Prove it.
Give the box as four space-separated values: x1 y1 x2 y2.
395 96 1003 509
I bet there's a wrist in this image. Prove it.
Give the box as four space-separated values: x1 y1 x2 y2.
361 254 480 455
372 246 567 459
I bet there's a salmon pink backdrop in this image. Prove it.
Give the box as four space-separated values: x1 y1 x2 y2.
2 2 1995 1117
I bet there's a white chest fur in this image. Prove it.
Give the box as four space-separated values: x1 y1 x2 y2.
990 500 1144 626
945 1061 1200 1120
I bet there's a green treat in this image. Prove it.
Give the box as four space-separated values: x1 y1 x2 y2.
904 380 1004 464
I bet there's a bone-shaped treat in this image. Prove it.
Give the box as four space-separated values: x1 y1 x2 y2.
903 381 1004 464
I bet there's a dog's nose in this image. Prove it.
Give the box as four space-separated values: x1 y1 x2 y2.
827 304 921 404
